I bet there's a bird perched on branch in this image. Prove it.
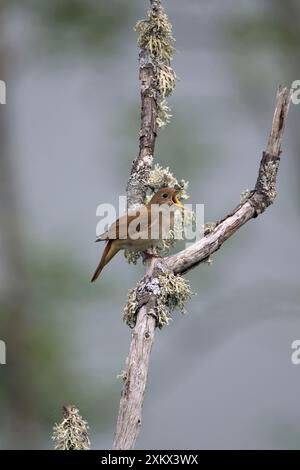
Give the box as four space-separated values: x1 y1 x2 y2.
91 187 184 282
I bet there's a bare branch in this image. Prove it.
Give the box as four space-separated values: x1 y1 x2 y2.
113 0 160 450
166 86 291 275
113 258 158 450
112 0 291 451
267 86 291 156
126 51 157 208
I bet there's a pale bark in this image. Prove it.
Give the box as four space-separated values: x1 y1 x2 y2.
112 0 291 451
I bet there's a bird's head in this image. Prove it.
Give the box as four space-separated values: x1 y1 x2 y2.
148 187 184 208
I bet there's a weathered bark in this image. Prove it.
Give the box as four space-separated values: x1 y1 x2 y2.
113 0 291 452
126 49 157 209
113 85 291 450
113 258 158 450
166 87 291 274
113 0 160 449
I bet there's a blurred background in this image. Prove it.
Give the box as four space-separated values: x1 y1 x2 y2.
0 0 299 450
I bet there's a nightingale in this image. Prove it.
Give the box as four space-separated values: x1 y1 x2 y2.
91 187 184 282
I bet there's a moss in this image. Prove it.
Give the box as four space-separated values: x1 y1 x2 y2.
52 405 90 450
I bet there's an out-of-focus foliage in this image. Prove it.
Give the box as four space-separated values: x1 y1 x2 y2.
8 0 136 53
119 104 217 183
0 243 118 447
227 0 300 85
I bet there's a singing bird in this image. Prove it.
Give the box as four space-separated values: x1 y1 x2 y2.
91 187 184 282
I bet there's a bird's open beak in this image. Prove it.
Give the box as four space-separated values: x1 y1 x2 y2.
173 194 184 209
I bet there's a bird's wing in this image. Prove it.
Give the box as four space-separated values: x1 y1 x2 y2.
96 208 147 242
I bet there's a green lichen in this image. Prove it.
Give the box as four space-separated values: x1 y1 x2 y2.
159 272 192 314
156 98 172 129
147 164 189 200
157 64 176 99
124 249 141 265
135 2 176 128
205 256 213 267
117 370 127 381
135 4 175 62
123 271 192 330
123 287 139 328
203 221 217 235
52 405 90 450
240 188 252 204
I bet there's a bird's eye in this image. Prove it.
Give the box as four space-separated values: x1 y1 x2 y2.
162 193 168 198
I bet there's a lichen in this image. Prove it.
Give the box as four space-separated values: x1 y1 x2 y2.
135 2 176 128
124 249 142 265
240 188 252 204
117 370 127 381
205 256 213 267
159 272 192 314
52 405 90 450
123 287 139 328
157 64 176 98
147 164 189 200
156 98 172 129
203 221 217 235
135 4 175 63
123 271 192 330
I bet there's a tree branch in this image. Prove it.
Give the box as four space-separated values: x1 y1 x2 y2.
112 0 160 450
112 0 291 451
126 39 158 207
113 257 158 450
166 86 291 274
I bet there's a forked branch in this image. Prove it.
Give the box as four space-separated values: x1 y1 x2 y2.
112 0 291 451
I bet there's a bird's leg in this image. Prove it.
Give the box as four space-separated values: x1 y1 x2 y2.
143 248 160 261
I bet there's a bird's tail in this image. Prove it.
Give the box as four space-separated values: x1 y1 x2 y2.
91 240 119 282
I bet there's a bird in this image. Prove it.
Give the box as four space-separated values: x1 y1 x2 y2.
91 187 184 282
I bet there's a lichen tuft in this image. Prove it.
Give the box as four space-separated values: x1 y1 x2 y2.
123 271 192 330
135 4 175 63
158 272 192 314
52 405 90 450
123 287 139 328
147 164 189 200
240 188 252 204
135 2 176 128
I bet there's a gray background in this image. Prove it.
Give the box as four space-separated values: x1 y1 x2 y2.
0 0 299 449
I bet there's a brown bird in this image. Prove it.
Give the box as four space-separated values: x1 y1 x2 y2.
91 187 184 282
